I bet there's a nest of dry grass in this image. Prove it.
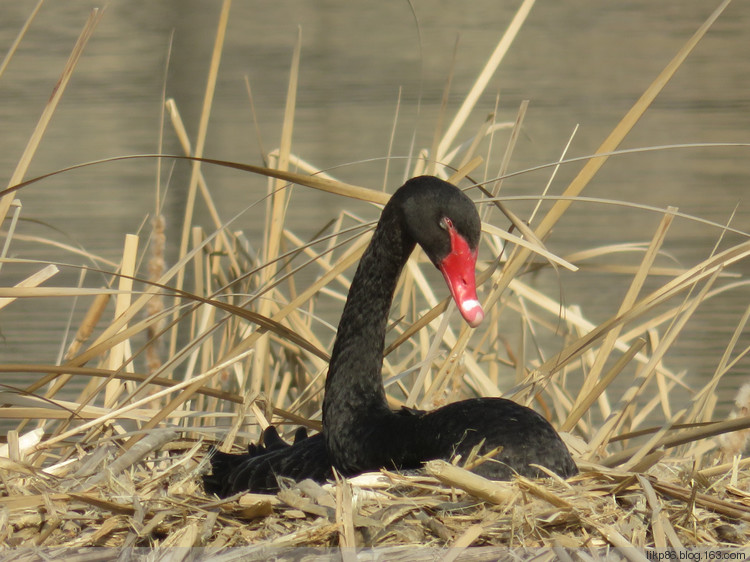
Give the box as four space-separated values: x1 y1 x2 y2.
2 450 750 550
2 0 750 555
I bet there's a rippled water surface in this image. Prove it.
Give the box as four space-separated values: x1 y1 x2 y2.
1 1 749 415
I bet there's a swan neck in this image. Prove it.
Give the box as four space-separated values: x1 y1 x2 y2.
323 209 413 423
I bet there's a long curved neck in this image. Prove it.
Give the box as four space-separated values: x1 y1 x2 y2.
323 206 414 431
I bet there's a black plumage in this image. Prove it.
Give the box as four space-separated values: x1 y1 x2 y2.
203 176 576 497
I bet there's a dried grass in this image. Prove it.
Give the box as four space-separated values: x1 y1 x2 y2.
1 0 749 554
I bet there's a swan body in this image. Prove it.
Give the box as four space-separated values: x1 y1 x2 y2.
203 176 576 497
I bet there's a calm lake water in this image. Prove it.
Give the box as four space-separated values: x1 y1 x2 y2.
1 1 749 417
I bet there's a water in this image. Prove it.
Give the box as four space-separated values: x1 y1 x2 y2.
1 1 749 418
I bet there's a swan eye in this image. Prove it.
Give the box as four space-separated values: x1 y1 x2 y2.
440 217 454 230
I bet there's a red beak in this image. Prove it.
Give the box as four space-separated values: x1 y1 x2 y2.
438 228 484 328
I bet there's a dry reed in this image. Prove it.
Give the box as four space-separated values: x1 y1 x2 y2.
1 0 749 554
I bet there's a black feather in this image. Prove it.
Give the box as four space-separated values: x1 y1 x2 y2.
204 176 575 497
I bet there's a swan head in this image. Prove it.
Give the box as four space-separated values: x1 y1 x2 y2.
394 176 484 328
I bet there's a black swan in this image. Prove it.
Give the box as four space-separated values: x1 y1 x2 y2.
203 176 576 496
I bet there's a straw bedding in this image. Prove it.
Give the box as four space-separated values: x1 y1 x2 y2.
1 442 749 549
